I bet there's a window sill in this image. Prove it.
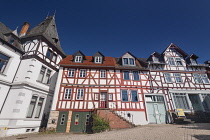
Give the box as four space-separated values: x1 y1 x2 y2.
36 80 50 86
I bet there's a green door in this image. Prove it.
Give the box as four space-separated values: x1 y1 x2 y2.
147 102 166 124
70 112 92 133
56 111 69 132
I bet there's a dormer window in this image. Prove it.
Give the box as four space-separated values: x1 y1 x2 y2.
75 56 82 63
10 37 15 45
123 58 135 66
153 57 159 62
191 59 197 65
95 56 102 63
175 58 182 66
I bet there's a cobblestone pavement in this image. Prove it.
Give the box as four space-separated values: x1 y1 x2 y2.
1 123 210 140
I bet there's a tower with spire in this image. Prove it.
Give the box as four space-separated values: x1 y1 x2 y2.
0 16 66 136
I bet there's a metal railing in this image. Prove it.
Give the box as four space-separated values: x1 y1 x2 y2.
109 102 134 125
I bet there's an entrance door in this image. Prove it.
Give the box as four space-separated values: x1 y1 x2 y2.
100 93 107 108
70 112 92 133
56 111 69 132
189 94 203 111
147 102 166 124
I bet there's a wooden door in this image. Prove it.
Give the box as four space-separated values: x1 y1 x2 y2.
100 93 107 108
56 111 68 132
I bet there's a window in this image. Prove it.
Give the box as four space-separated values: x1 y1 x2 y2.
168 57 175 66
133 71 139 80
100 70 106 78
76 89 84 100
79 69 86 77
121 90 128 102
123 71 130 80
145 95 164 102
35 97 44 118
46 49 57 62
108 94 113 101
175 58 182 66
174 73 182 83
94 93 99 100
0 52 10 73
164 73 172 83
37 66 51 84
201 94 210 111
201 74 209 84
64 88 72 99
68 69 75 77
193 74 203 84
131 90 138 102
123 58 135 66
153 57 159 62
26 96 38 118
75 56 82 63
10 37 15 44
172 93 190 110
191 59 197 65
95 56 102 63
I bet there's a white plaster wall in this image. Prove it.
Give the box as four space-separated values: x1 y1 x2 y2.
0 84 10 111
0 43 21 83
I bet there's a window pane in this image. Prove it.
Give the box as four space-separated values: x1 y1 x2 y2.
201 74 209 83
176 58 182 66
122 90 128 101
0 53 10 73
100 70 106 78
133 71 139 80
168 58 175 65
129 58 135 65
26 96 38 118
123 58 128 65
46 49 52 59
123 71 130 80
68 69 75 77
35 98 44 118
131 90 138 102
37 67 46 82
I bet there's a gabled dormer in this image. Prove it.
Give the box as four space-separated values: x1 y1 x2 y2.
93 51 104 64
147 52 165 64
73 51 85 63
186 54 198 65
121 52 136 66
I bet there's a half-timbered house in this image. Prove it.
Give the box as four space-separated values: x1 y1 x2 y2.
0 16 65 136
48 43 210 133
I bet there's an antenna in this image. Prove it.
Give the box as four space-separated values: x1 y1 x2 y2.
46 12 50 19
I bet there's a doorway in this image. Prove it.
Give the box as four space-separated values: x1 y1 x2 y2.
99 93 107 108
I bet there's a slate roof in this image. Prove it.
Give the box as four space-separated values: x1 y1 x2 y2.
22 16 65 56
0 22 13 41
59 55 117 67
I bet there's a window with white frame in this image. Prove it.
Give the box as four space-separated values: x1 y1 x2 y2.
175 58 182 66
201 94 210 111
164 73 172 83
123 58 135 66
133 71 139 80
0 52 10 73
121 90 128 101
108 94 113 100
95 56 102 63
123 71 130 80
64 88 72 99
35 97 44 118
174 73 182 83
79 69 86 77
26 96 38 118
191 59 197 65
131 90 138 102
94 93 99 100
153 56 159 62
75 56 82 63
172 93 190 110
168 57 175 66
68 69 75 77
76 89 84 100
201 74 209 84
100 70 106 78
193 74 209 84
37 66 52 84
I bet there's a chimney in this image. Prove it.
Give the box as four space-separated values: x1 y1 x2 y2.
19 22 30 37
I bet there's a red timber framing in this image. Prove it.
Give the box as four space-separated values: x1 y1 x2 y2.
55 55 149 113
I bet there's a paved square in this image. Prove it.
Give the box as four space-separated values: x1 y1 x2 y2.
1 123 210 140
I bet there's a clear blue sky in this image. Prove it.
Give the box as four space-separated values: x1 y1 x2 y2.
1 0 210 63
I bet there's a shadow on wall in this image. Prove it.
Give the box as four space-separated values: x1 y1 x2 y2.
193 135 210 140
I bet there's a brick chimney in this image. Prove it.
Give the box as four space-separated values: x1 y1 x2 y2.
19 22 30 37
